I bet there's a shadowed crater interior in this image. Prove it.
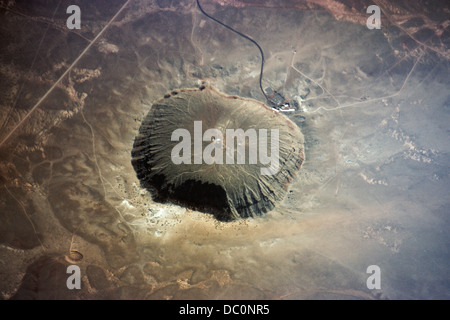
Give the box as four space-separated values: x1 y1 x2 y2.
131 86 304 221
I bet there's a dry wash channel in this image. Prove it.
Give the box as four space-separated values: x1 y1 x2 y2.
131 86 304 221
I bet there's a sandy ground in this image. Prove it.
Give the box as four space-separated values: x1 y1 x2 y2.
0 0 449 299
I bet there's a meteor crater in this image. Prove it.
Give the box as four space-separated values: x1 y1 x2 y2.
131 86 304 221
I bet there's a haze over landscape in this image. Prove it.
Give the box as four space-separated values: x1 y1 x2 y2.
0 0 449 299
